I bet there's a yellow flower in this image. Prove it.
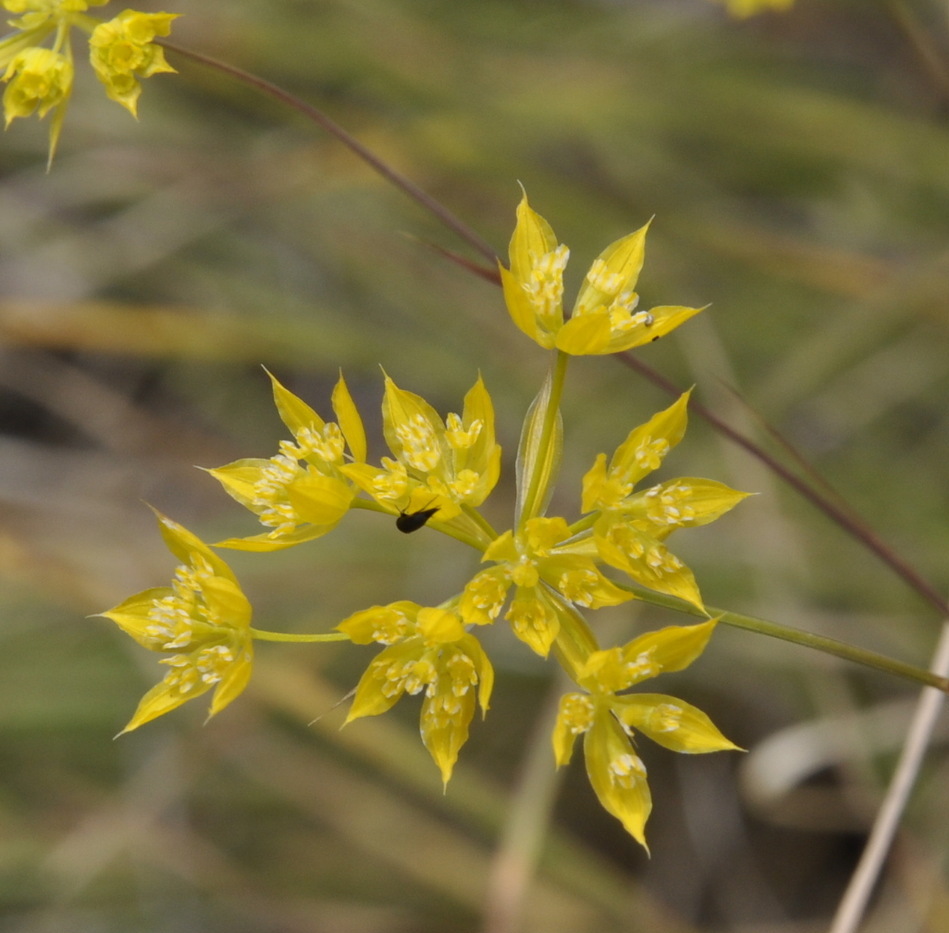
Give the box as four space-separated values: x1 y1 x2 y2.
340 373 500 548
88 10 176 117
338 602 494 785
582 391 750 610
2 46 72 159
552 620 740 849
460 515 631 656
500 190 704 355
98 511 253 734
210 370 365 551
0 2 177 162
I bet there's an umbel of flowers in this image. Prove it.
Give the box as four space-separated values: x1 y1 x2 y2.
100 190 748 849
0 0 177 165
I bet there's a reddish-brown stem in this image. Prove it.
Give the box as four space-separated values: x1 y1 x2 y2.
159 40 500 267
616 353 948 616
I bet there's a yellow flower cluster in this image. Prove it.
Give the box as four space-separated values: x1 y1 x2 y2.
102 190 749 848
0 0 176 163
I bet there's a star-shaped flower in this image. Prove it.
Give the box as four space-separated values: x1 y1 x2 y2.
99 511 254 734
460 515 631 657
500 190 704 355
552 619 740 849
340 373 500 549
582 391 750 610
210 370 366 551
338 601 494 785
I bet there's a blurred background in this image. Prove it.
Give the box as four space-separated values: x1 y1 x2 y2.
1 0 948 930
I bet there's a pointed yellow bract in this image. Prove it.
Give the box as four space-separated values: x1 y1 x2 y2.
501 190 704 355
99 511 253 733
338 602 494 786
552 620 741 848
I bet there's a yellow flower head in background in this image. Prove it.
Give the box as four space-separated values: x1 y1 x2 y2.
0 0 177 162
500 189 704 355
89 10 177 116
552 620 741 848
99 511 254 734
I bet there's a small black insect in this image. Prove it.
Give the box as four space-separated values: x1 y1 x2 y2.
395 500 440 534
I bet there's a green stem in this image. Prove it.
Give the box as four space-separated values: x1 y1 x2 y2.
520 351 569 524
550 593 600 682
617 582 949 693
250 628 350 643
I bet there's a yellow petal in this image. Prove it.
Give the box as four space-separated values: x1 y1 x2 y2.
614 693 742 754
583 710 652 850
573 221 651 320
331 371 367 463
610 391 692 487
421 684 476 787
382 375 448 476
267 369 326 437
622 619 719 681
285 473 353 525
604 304 705 354
554 312 613 355
508 188 559 280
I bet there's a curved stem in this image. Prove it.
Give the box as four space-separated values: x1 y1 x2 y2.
617 581 949 693
159 40 499 266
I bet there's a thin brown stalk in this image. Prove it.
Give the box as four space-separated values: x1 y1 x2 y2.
615 353 948 617
159 40 500 267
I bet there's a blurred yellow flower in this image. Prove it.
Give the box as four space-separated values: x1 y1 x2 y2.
0 0 177 162
89 10 177 116
99 512 254 734
2 46 72 136
500 190 704 355
552 620 740 849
